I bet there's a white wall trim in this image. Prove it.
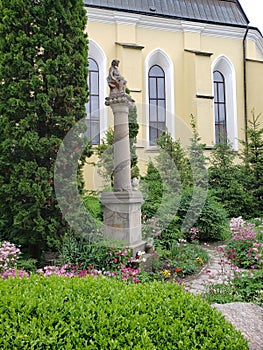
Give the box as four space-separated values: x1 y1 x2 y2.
88 39 108 141
86 7 249 39
212 55 238 150
247 29 263 58
144 48 175 147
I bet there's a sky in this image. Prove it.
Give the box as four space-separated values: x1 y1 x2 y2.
238 0 263 33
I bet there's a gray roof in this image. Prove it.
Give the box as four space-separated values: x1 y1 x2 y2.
84 0 249 27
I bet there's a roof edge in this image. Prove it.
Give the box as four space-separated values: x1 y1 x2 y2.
85 4 249 29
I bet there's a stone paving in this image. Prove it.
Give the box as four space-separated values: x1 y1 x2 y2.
189 243 232 295
187 244 263 350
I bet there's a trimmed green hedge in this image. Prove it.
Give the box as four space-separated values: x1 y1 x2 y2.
0 276 248 349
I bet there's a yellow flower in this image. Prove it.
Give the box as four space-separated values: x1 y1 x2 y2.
162 270 171 278
196 257 204 265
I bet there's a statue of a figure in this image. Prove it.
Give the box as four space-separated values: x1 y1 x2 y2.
107 59 127 95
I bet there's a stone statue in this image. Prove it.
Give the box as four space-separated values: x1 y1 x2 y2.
107 59 127 95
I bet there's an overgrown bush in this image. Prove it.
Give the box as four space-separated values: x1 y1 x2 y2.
0 276 248 349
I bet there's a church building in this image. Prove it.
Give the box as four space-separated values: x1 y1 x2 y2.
83 0 263 189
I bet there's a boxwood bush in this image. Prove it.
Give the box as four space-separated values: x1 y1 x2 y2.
0 276 248 349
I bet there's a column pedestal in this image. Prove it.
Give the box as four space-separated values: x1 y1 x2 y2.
101 191 145 256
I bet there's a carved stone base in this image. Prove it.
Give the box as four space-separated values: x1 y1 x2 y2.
100 191 145 257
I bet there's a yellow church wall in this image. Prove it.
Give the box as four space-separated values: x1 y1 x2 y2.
246 60 263 118
84 12 263 191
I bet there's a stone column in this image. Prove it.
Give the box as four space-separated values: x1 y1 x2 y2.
105 93 132 192
101 92 145 256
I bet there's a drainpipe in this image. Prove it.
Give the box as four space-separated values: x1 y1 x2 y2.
243 26 249 145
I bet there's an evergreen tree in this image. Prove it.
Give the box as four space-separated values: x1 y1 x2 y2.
240 112 263 217
156 133 192 189
188 115 208 189
0 0 91 260
208 141 254 218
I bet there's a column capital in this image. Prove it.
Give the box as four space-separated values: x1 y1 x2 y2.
105 92 134 107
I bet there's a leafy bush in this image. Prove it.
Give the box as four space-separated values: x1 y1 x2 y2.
175 188 228 242
0 276 248 349
82 195 103 222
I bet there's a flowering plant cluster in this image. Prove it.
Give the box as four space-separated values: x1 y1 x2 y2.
230 217 256 241
0 241 21 271
119 264 141 283
37 264 117 279
204 244 263 306
226 217 263 268
0 241 28 279
0 241 141 283
189 227 200 242
105 246 132 271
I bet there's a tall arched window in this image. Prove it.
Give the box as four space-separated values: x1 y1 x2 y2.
212 56 238 150
86 58 100 144
213 70 227 144
149 65 166 145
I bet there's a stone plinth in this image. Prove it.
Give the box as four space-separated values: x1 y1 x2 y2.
101 191 145 256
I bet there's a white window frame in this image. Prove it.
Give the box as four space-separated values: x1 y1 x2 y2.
145 49 174 147
88 39 108 142
212 55 238 150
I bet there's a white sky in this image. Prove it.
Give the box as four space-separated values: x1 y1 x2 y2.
238 0 263 34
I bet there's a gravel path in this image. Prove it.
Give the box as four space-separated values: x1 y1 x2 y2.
188 244 263 350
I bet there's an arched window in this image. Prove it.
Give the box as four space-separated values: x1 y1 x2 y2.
86 58 100 144
213 70 227 144
212 56 238 150
148 65 166 145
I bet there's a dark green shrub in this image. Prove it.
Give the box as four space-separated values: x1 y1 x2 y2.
82 195 103 222
0 276 248 349
173 188 228 242
196 194 229 241
141 161 163 218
